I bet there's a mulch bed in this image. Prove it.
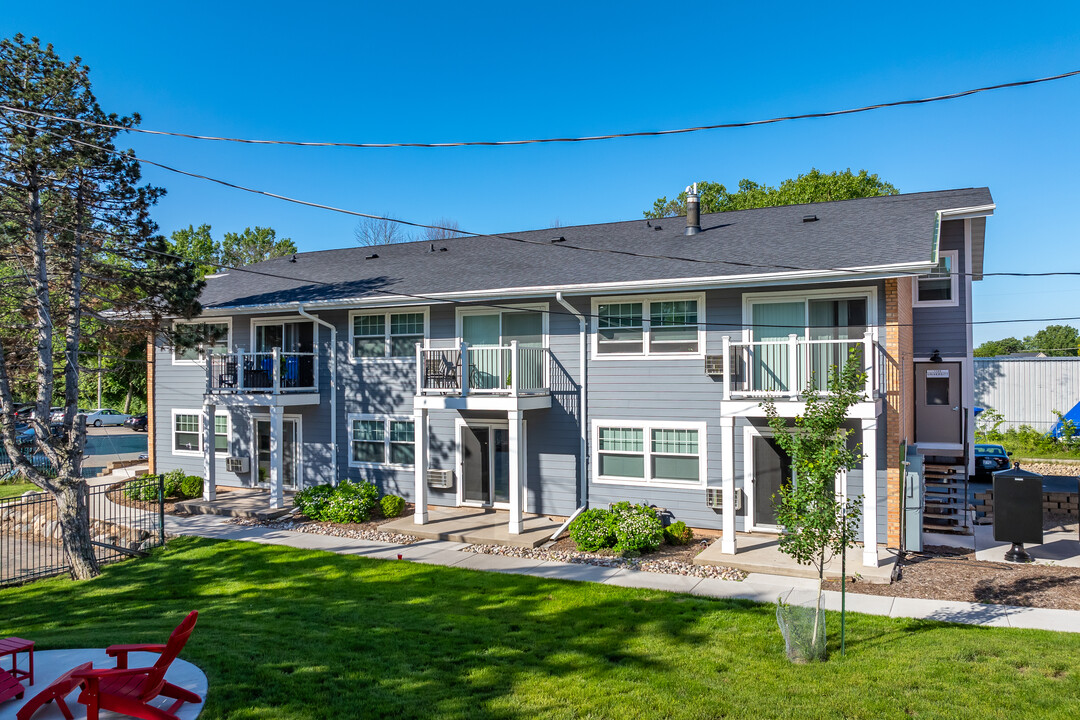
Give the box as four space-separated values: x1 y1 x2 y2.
104 482 189 516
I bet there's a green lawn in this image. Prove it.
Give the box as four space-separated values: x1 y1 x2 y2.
0 481 36 499
2 537 1078 719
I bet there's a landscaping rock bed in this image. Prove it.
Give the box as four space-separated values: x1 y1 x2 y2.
462 539 747 581
229 514 420 546
823 544 1080 610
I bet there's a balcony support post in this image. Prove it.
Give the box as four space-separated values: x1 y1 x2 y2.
415 343 424 396
787 334 799 400
460 341 470 397
721 335 732 401
202 402 216 502
237 348 246 392
413 407 429 525
720 416 736 555
272 347 281 395
510 340 519 396
268 405 284 509
861 416 879 568
509 409 524 535
863 330 875 398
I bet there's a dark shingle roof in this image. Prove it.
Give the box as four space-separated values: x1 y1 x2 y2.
199 187 992 310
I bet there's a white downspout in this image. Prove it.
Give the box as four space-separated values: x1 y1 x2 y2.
298 305 337 484
555 292 588 511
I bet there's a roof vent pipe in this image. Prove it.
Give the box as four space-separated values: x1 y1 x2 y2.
684 183 701 236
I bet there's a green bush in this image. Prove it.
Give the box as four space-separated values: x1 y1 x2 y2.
611 502 664 554
663 520 694 546
180 475 203 499
380 494 406 518
162 468 185 497
568 508 617 551
293 483 335 520
123 476 159 502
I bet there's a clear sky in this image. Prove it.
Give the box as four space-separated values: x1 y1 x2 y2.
4 1 1079 344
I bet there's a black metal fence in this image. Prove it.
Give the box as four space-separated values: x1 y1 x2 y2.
0 447 57 482
0 476 165 587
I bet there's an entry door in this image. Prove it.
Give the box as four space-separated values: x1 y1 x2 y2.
460 424 511 507
752 435 792 528
915 362 962 444
256 419 299 487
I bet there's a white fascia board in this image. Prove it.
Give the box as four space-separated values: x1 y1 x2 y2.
192 262 938 317
938 204 996 220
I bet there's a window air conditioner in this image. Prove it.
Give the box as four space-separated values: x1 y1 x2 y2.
226 456 250 474
705 487 741 511
427 469 454 489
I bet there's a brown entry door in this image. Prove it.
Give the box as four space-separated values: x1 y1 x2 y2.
915 362 962 444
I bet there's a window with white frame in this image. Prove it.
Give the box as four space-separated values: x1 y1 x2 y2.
914 250 958 306
594 421 705 486
172 410 230 456
351 310 426 359
173 321 230 363
594 295 703 356
348 415 415 466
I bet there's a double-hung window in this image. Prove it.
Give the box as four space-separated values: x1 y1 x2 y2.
172 410 230 456
173 320 230 364
351 310 427 359
914 250 958 306
594 294 703 356
348 415 416 466
594 421 705 486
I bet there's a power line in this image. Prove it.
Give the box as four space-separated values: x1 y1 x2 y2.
2 69 1078 148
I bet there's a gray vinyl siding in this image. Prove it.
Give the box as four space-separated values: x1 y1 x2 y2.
913 219 968 358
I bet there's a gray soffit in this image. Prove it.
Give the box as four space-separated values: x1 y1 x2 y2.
198 187 993 311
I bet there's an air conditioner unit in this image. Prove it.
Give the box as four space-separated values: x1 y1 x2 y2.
705 487 741 511
225 456 250 474
427 468 454 489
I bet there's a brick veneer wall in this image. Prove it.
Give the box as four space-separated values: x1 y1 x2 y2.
883 278 913 546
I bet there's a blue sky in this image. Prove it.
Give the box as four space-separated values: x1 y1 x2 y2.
4 1 1079 344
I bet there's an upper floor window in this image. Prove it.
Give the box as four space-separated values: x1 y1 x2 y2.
172 320 230 364
593 294 703 357
350 310 427 360
914 250 959 307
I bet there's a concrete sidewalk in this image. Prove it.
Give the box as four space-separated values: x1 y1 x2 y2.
164 514 1080 634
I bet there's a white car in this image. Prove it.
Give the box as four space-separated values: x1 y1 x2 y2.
50 407 88 422
84 408 130 427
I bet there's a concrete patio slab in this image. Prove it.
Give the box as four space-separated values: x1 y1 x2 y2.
380 507 563 548
0 648 205 720
175 489 295 521
603 570 702 594
695 533 895 584
973 524 1080 567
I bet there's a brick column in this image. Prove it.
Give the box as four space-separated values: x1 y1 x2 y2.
883 278 914 548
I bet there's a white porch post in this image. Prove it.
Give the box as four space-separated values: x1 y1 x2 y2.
201 403 216 502
861 417 879 568
413 407 429 524
720 416 737 555
269 405 284 509
508 409 523 535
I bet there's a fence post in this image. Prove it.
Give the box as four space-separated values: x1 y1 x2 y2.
158 474 165 547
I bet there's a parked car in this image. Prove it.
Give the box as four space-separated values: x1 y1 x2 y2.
974 443 1012 480
84 408 130 427
14 423 64 446
126 414 148 431
50 407 89 422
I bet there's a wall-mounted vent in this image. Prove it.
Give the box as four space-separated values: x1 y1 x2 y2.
226 456 250 474
427 468 454 489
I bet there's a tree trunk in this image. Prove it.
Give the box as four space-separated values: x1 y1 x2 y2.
53 481 100 580
122 385 132 414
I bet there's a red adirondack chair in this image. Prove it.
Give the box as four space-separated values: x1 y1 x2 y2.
72 611 201 720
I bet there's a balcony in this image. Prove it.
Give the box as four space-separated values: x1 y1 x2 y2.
414 342 552 411
713 332 881 403
204 349 320 406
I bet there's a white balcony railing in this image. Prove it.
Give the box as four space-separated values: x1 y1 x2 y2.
720 331 876 401
206 349 318 395
417 341 550 397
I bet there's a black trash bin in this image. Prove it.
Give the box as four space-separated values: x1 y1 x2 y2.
992 462 1044 563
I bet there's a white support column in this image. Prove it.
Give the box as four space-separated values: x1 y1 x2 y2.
202 403 216 502
720 416 737 555
413 407 429 524
787 333 799 400
861 417 879 568
721 335 732 401
269 405 284 509
508 409 523 535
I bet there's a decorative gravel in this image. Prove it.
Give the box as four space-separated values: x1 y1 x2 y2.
461 542 746 581
228 516 420 545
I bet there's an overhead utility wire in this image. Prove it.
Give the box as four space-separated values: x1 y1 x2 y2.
16 117 1080 284
2 69 1078 148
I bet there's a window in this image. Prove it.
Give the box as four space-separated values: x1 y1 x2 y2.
594 421 705 486
350 309 427 359
173 320 230 364
914 250 958 306
173 413 200 454
171 410 230 456
593 295 703 357
348 415 415 466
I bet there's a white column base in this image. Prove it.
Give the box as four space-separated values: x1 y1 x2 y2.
862 546 880 568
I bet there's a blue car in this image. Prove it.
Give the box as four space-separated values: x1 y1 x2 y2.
974 443 1011 480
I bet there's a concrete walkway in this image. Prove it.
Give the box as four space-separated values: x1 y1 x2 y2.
164 514 1080 634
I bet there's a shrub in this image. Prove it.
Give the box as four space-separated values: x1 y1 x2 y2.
123 476 159 502
380 494 406 518
323 481 380 524
612 503 664 554
293 483 335 520
180 475 203 499
663 520 694 546
568 508 617 551
162 468 186 497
